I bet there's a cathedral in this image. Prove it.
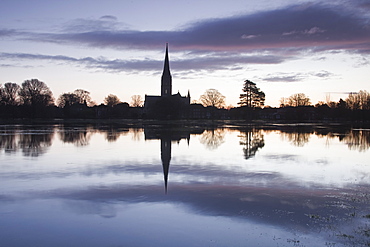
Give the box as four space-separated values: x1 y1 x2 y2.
144 43 190 118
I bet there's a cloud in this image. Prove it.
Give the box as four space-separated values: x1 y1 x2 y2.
3 2 369 54
60 17 121 32
1 2 369 76
0 29 17 37
261 70 335 82
0 52 285 73
99 15 118 21
283 27 326 36
71 4 369 53
241 34 260 40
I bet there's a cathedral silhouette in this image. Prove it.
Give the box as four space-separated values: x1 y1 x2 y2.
143 43 190 119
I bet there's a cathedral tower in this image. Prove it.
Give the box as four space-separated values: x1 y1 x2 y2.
161 43 172 96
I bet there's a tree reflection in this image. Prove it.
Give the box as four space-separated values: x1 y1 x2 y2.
131 128 143 141
340 130 370 151
58 128 91 146
104 128 126 142
281 131 311 147
239 129 264 159
0 127 54 156
200 129 225 150
18 133 53 157
0 130 18 154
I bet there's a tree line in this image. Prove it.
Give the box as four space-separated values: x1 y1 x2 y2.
199 80 370 110
1 78 369 120
0 79 145 118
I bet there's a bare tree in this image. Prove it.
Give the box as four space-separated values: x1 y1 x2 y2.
1 82 21 106
345 90 370 110
130 95 143 107
57 93 80 108
74 89 92 105
280 97 287 107
199 89 225 108
19 79 54 107
57 89 94 108
104 94 121 107
285 93 311 107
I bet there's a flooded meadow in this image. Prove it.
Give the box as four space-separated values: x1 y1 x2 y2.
0 123 369 246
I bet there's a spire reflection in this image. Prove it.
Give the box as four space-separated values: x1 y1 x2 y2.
144 126 204 193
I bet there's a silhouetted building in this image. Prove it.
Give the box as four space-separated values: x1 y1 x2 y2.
144 43 190 119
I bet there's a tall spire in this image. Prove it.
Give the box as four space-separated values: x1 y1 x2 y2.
161 43 172 96
163 43 170 74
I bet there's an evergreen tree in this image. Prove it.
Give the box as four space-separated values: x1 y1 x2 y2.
238 80 265 108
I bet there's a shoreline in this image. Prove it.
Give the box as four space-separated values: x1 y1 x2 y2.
0 118 369 129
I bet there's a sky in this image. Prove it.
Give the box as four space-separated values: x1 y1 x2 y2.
1 0 369 107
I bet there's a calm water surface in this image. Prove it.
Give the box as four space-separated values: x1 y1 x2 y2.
0 124 369 247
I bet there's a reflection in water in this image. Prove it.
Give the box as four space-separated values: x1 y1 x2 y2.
105 128 123 142
144 127 204 193
131 128 143 141
239 128 264 159
100 126 130 142
58 127 92 146
341 129 370 151
0 126 54 156
18 133 53 157
0 124 369 246
0 130 18 154
200 129 225 149
281 131 311 147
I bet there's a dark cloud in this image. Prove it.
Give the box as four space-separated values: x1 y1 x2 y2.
2 3 367 54
1 2 369 75
29 3 368 54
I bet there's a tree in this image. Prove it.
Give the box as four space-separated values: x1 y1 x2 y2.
57 89 94 108
19 79 54 107
104 94 121 107
131 95 143 107
74 89 93 106
0 82 21 106
238 80 265 108
199 89 225 108
284 93 311 107
345 90 370 110
57 93 80 108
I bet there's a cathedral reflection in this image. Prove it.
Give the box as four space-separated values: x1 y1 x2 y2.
144 127 204 193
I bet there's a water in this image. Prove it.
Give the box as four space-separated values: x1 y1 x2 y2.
0 123 369 247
